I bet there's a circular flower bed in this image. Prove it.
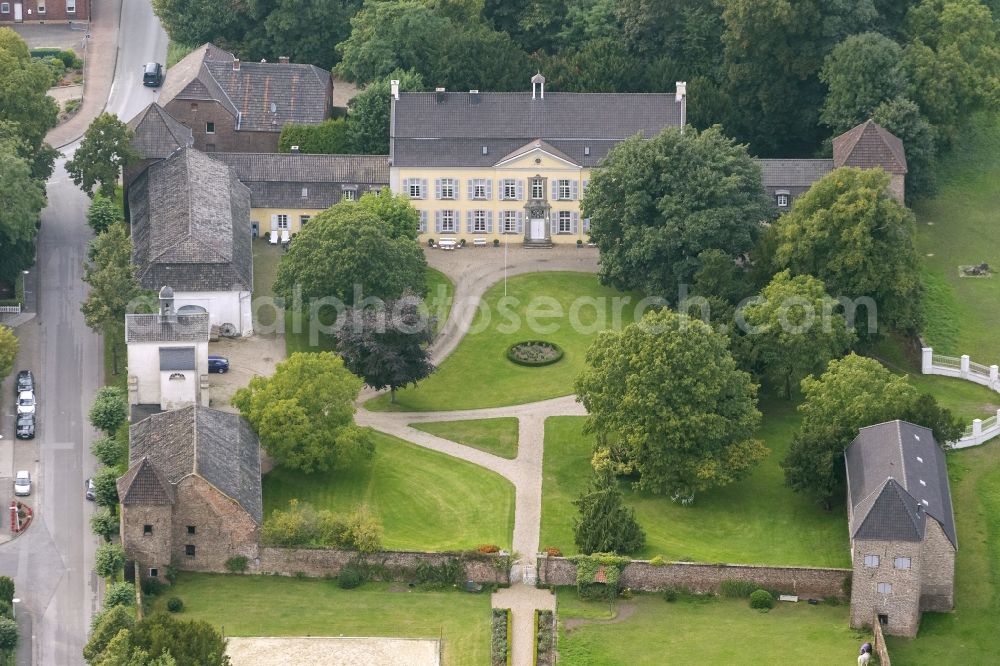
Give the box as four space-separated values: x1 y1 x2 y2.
506 340 564 367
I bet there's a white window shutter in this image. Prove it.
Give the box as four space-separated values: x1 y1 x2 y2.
420 179 428 199
453 179 460 199
435 210 442 233
402 179 410 196
551 179 558 200
486 180 493 200
466 210 473 233
435 179 442 199
583 217 591 233
549 214 557 235
467 179 474 199
419 210 428 233
571 181 579 200
571 211 579 233
515 211 523 234
516 179 524 200
486 210 494 233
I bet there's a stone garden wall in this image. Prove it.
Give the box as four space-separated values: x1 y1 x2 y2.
537 556 851 598
254 547 510 584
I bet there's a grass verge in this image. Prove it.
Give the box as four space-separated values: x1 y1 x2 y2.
263 430 514 551
410 417 519 459
367 272 640 411
152 573 490 666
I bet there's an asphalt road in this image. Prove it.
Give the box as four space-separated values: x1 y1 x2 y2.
0 2 166 663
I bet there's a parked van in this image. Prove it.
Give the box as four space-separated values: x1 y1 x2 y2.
143 62 164 87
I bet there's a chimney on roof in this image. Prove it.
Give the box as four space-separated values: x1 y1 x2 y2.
158 286 176 324
435 87 445 103
232 59 240 71
531 72 545 100
390 79 400 101
278 56 289 64
676 81 687 131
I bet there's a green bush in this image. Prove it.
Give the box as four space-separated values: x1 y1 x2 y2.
749 589 774 610
166 597 184 613
338 567 362 589
90 509 120 542
649 555 666 566
94 543 126 579
89 386 128 435
262 500 383 551
225 556 248 573
0 577 13 605
278 118 352 154
720 579 757 599
104 582 135 609
663 587 678 602
0 617 18 651
141 577 165 597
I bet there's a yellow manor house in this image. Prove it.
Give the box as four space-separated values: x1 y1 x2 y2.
388 74 686 247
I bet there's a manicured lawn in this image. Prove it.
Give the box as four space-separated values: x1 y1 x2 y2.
410 417 519 459
153 573 491 666
915 112 1000 362
251 239 284 334
367 272 640 411
283 266 454 356
541 405 849 567
557 591 861 665
263 431 514 551
886 442 1000 663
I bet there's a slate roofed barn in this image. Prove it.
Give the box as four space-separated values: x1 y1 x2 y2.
128 147 254 335
844 420 956 637
157 43 333 153
117 405 262 577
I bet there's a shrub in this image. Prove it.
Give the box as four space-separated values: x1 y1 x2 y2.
84 605 134 662
344 506 382 553
89 386 128 435
338 567 362 589
278 118 352 154
141 578 165 597
0 576 13 604
95 543 126 579
165 564 178 585
649 555 665 566
720 579 757 599
663 587 678 602
90 508 120 542
750 589 774 610
91 432 127 468
262 500 383 551
536 610 555 666
166 597 184 613
0 617 18 651
104 582 135 609
92 468 120 509
490 608 509 666
225 556 249 573
544 547 561 557
478 544 500 554
85 195 125 236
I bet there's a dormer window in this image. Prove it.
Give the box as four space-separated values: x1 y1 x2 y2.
301 187 308 198
343 187 357 201
776 192 789 208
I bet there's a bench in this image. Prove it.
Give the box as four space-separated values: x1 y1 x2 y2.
779 595 799 603
438 237 458 250
473 238 488 247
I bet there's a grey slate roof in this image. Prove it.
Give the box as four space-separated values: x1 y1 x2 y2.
159 346 196 371
125 313 211 344
129 148 253 292
207 153 389 208
756 158 834 194
128 103 194 159
845 420 957 549
391 91 682 167
160 43 330 133
118 457 175 506
127 405 263 523
833 120 907 174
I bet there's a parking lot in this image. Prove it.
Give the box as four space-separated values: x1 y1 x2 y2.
206 334 285 414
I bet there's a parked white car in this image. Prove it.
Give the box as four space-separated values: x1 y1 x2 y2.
14 471 31 496
17 390 35 415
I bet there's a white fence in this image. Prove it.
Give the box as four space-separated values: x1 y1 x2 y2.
0 305 21 315
922 347 1000 448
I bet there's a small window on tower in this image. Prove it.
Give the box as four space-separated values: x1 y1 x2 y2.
143 525 153 536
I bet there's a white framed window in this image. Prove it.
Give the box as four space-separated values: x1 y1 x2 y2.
472 210 487 233
877 582 892 595
66 0 75 11
206 121 215 134
558 211 572 234
776 193 789 207
407 180 425 199
894 557 911 570
558 180 572 200
440 210 456 233
502 179 517 200
863 554 879 568
472 179 488 200
1 3 10 12
502 211 518 234
276 215 289 230
299 215 310 227
438 178 456 200
343 188 357 201
531 178 544 200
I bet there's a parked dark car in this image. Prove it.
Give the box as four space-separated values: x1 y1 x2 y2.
142 62 164 87
85 478 96 501
208 356 230 373
16 370 33 394
16 413 35 440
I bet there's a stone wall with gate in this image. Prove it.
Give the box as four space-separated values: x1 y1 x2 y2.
537 555 851 598
254 547 510 584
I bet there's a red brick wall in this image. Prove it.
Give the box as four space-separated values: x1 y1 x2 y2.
162 99 280 153
0 0 90 22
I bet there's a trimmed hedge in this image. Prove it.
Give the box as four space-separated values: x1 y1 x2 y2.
505 340 564 367
750 589 774 609
535 609 554 666
490 608 510 666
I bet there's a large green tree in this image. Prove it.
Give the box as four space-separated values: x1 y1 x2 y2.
151 0 256 52
263 0 362 70
232 352 374 473
0 141 47 276
782 353 916 504
584 125 771 300
771 167 922 335
66 113 140 198
346 69 424 155
573 466 646 555
819 32 909 135
575 309 767 500
273 199 426 306
81 224 146 375
0 28 60 167
0 324 17 381
85 612 227 665
736 271 855 398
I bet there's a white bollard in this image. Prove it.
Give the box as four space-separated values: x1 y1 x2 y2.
922 347 933 374
973 419 982 438
991 365 999 387
961 355 970 376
